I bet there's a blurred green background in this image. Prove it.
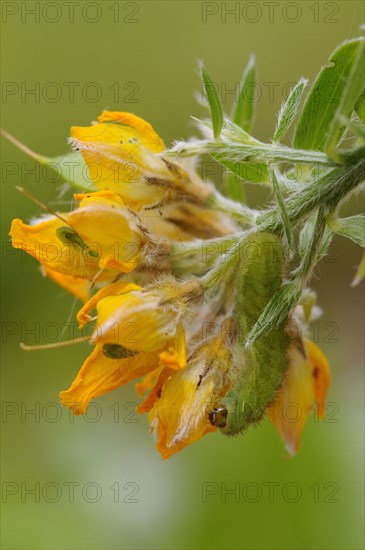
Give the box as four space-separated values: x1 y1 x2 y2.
1 1 364 549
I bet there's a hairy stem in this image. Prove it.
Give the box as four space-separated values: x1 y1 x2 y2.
258 149 365 233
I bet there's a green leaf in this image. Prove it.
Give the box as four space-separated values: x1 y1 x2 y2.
210 119 270 183
294 37 365 154
355 91 365 124
231 54 256 133
328 214 365 247
273 77 307 143
200 63 224 139
225 172 245 202
246 281 302 345
221 118 261 145
1 129 95 191
351 254 365 286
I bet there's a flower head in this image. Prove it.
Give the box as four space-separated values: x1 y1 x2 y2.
7 103 338 462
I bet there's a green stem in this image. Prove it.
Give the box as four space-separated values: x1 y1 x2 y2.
169 139 338 167
258 151 365 233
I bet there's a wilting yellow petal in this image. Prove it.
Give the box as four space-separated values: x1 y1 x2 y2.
60 344 160 415
305 339 331 418
137 324 187 413
140 202 235 243
269 340 331 455
135 368 161 397
137 367 175 414
149 365 217 459
41 267 90 302
149 337 231 459
159 322 187 370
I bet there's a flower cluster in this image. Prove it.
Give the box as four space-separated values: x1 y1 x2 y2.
9 110 331 459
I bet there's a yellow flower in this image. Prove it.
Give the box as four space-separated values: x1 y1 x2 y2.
77 280 140 327
144 324 232 459
268 339 331 455
70 111 211 209
78 278 198 354
10 190 146 280
60 279 198 415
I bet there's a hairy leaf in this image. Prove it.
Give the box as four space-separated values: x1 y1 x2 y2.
273 77 307 143
294 38 365 154
328 214 365 248
200 64 224 139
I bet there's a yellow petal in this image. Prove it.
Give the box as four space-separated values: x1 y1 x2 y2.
41 266 90 302
70 112 168 203
10 217 102 280
68 194 144 273
93 290 178 352
74 190 126 208
97 111 165 152
10 191 145 278
60 344 160 415
77 280 141 328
